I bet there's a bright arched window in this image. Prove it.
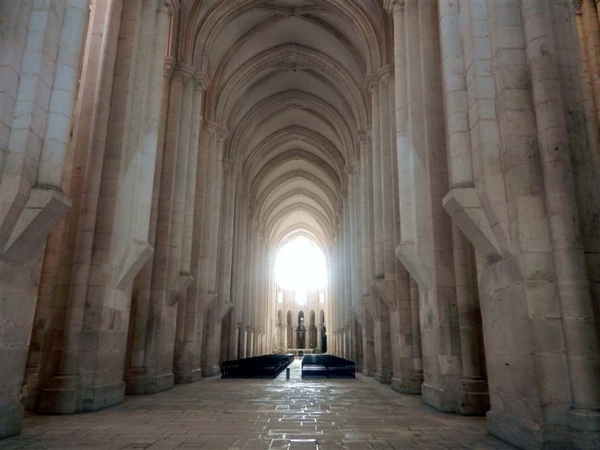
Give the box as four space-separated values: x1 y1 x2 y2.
274 237 327 302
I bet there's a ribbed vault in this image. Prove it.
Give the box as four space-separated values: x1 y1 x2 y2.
177 0 389 254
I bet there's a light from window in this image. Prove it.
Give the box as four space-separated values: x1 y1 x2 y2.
274 237 327 305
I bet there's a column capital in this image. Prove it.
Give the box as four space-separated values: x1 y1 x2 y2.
377 65 392 82
175 62 195 77
357 130 368 146
383 0 404 14
193 72 209 91
163 58 175 79
204 121 219 132
156 0 175 15
365 75 379 94
216 127 229 144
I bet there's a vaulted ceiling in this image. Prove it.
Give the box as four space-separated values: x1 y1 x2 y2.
176 0 391 252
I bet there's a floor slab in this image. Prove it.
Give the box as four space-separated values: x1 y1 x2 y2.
0 361 516 450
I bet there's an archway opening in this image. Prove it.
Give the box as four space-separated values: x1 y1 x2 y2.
273 236 328 351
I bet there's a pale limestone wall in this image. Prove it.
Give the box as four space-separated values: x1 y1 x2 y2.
29 0 171 416
0 0 89 437
384 0 600 449
1 2 599 449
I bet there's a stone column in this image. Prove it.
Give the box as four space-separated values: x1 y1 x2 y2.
36 0 90 188
198 125 217 305
369 80 384 278
358 132 372 296
125 56 174 394
522 0 600 438
0 0 90 436
438 0 488 415
219 159 237 304
228 200 244 359
37 0 123 414
174 76 204 384
208 129 228 293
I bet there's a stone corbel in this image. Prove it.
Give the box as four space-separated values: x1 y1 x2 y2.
193 72 209 92
217 300 233 322
377 65 392 81
2 187 71 265
395 241 431 292
371 279 398 312
442 186 504 264
365 74 379 94
198 293 218 314
169 272 194 305
357 130 368 148
362 293 379 321
113 239 154 290
352 305 365 328
156 0 175 15
383 0 404 14
216 127 229 145
163 57 175 80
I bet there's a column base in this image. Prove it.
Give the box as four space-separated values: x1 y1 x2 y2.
174 368 202 384
391 377 421 394
124 370 173 395
82 381 125 412
0 403 23 439
37 375 82 414
362 369 374 377
374 371 391 384
124 367 147 394
457 378 489 416
487 409 564 450
21 368 40 411
202 365 221 377
567 408 600 450
421 382 457 413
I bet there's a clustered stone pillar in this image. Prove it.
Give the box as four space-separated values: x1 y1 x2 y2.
382 0 600 448
0 0 90 436
2 1 600 449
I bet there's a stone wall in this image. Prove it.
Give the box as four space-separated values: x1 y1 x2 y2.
1 1 599 449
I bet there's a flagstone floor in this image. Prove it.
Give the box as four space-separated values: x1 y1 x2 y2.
0 361 516 450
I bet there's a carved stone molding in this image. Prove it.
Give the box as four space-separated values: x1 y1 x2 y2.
366 74 379 94
216 127 229 144
163 58 175 79
175 62 195 77
195 71 210 90
156 0 174 15
383 0 404 14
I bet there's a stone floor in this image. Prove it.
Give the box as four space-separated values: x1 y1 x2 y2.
0 361 516 450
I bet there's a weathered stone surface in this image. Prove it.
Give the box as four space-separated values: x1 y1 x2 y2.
1 1 599 449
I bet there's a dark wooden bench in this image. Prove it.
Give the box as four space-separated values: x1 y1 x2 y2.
301 354 355 378
221 354 294 378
